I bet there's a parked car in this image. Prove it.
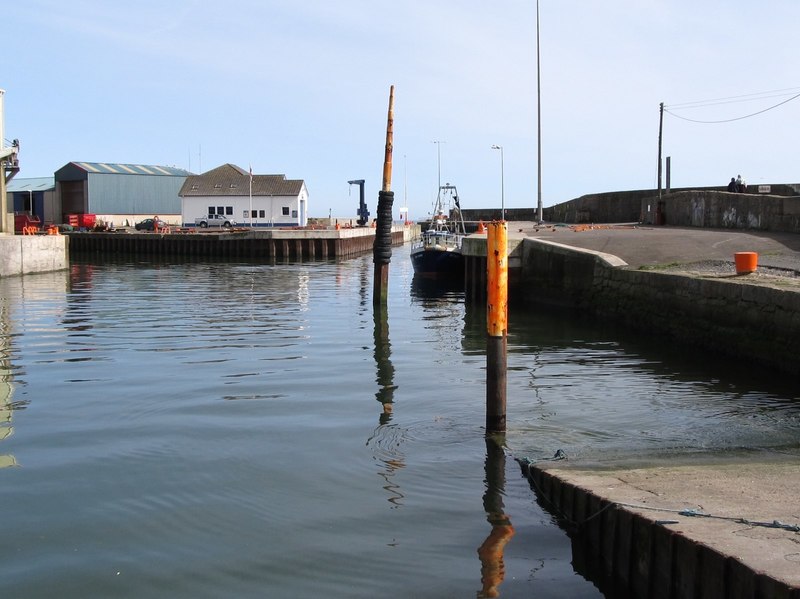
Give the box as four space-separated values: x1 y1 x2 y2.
195 214 236 228
135 218 167 231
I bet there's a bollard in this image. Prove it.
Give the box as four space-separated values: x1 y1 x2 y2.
486 221 508 434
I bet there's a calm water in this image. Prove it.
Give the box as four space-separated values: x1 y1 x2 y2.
1 245 799 599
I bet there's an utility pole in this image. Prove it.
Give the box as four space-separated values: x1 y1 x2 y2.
658 102 664 199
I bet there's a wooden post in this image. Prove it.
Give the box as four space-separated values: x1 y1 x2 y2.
486 221 508 434
373 85 395 306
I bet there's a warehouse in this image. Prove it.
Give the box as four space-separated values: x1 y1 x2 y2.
55 161 191 228
6 177 56 228
179 164 308 227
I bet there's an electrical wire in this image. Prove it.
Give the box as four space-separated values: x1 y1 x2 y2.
667 86 800 110
664 89 800 124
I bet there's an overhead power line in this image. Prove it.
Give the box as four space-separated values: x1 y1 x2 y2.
664 87 800 124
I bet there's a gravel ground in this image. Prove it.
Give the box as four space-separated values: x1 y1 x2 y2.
652 259 800 289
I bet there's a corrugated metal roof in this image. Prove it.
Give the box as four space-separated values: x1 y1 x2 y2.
179 163 305 197
7 177 55 192
71 162 191 176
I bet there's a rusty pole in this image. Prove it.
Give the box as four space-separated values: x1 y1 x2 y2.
486 221 508 434
373 85 395 306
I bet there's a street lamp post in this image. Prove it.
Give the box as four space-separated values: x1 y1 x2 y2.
536 0 543 224
491 145 504 221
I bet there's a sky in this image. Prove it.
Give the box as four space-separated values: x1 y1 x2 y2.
4 0 800 219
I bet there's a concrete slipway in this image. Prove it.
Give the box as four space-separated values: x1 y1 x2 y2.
509 224 800 598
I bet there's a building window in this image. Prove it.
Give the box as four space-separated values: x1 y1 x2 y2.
208 206 216 215
292 210 298 218
217 206 224 214
259 210 265 218
282 207 290 216
214 184 222 189
230 184 237 189
225 206 233 215
250 210 258 218
191 185 199 190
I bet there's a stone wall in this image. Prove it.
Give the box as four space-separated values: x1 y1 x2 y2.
514 184 800 228
519 238 800 375
640 190 800 233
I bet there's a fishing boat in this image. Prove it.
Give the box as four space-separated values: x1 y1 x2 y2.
410 184 466 279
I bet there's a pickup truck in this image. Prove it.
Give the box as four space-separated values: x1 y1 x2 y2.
195 214 236 228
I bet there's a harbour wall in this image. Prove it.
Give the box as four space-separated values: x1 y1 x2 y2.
462 235 800 375
0 235 69 278
518 238 800 375
66 225 415 260
461 185 800 232
641 190 800 232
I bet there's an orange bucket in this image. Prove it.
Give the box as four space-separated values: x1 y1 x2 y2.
734 252 758 274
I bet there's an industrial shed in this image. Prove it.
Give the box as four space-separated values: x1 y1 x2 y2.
7 177 56 226
54 162 191 227
179 164 308 227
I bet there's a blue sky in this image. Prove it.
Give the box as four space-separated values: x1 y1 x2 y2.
5 1 799 219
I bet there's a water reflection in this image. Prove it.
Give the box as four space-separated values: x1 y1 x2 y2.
373 306 396 423
0 272 72 468
366 304 406 508
477 437 515 598
410 274 463 300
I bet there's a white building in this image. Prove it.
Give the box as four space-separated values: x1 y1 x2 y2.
179 163 308 227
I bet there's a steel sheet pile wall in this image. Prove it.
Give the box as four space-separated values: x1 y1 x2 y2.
67 230 404 260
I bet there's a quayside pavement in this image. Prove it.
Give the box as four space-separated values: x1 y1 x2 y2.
508 223 800 597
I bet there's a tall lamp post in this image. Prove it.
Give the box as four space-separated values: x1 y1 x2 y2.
491 145 504 221
536 0 543 224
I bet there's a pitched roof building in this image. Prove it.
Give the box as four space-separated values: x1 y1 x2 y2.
179 164 308 227
55 161 190 226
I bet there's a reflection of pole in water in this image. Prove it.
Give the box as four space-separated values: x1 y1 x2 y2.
477 437 514 598
366 304 405 508
373 305 396 423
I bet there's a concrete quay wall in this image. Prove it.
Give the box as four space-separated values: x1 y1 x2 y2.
518 238 800 375
522 462 800 598
0 235 69 278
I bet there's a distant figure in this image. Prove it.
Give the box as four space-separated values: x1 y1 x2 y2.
727 177 737 192
736 174 744 193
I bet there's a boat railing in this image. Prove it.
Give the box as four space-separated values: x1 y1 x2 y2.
412 230 463 251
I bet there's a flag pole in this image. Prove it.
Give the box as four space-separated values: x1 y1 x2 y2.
249 165 253 228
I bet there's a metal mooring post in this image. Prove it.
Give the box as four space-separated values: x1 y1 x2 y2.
373 85 395 306
486 221 508 434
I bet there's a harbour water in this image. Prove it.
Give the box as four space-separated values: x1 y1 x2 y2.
1 245 798 598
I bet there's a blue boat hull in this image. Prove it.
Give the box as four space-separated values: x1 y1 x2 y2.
410 247 464 279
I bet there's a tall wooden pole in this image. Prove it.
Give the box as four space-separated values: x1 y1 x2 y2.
373 85 395 306
486 221 508 434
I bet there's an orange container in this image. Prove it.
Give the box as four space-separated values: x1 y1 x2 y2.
734 252 758 274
